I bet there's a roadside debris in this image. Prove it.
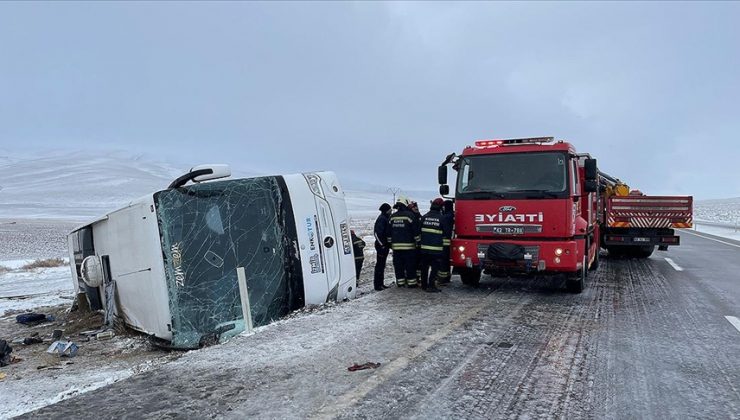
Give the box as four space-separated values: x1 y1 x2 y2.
347 362 381 372
46 341 79 358
23 333 43 345
96 331 115 340
0 339 12 366
0 372 6 380
16 313 54 325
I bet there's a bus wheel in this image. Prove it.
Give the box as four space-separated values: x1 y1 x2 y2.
460 268 481 286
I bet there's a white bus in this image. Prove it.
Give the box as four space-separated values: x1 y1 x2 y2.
68 166 356 349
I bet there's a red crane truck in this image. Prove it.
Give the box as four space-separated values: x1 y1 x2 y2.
437 137 693 293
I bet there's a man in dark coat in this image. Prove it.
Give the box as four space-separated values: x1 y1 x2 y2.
373 203 392 291
408 200 423 282
351 230 365 281
390 198 421 287
439 199 455 284
419 198 452 292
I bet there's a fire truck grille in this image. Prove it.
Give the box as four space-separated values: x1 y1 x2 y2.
478 244 540 271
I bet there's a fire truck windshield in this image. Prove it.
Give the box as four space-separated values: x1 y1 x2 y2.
456 152 569 199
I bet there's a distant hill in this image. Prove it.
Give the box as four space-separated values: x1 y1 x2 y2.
0 150 434 220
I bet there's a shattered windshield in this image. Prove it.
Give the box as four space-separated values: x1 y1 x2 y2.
456 152 569 199
154 176 304 348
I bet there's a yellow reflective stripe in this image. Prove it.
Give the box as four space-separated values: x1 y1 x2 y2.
421 245 444 251
354 256 364 260
392 244 416 250
414 236 421 241
442 239 451 245
421 228 443 234
390 216 413 223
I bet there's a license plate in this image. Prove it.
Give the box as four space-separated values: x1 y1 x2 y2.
492 226 524 235
633 237 650 242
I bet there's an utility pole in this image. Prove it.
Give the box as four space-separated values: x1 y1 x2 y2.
387 187 401 204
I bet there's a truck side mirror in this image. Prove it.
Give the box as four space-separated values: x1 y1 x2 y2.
440 184 450 196
585 180 599 193
584 159 598 181
438 165 448 185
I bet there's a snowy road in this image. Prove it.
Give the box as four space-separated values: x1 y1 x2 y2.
18 231 740 419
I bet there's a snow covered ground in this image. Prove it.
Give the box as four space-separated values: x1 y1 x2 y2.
0 260 74 314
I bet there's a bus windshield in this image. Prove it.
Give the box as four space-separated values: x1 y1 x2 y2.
456 152 570 199
154 176 303 348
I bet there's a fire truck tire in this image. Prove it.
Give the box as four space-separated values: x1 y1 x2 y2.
590 249 600 271
606 246 627 258
587 236 599 271
459 268 481 286
633 245 655 258
567 256 587 293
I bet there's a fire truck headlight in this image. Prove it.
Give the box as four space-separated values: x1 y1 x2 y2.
554 257 561 264
554 248 563 256
457 246 465 252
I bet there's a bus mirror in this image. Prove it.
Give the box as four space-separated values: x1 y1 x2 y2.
585 180 598 193
440 184 450 196
584 159 598 181
438 165 448 185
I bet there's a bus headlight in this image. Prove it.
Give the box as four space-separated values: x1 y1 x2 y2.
305 174 325 198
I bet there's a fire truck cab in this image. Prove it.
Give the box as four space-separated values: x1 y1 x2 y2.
438 137 600 293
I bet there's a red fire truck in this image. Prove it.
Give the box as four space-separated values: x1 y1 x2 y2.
437 137 693 293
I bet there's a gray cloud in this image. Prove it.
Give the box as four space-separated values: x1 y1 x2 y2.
0 2 738 198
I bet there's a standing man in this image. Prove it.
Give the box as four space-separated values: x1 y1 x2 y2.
419 198 452 292
408 201 423 283
438 199 455 284
351 230 365 282
373 203 392 291
390 198 420 287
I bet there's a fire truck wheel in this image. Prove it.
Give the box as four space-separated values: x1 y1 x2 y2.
589 249 600 271
633 245 655 258
459 268 481 286
587 236 599 271
567 256 587 293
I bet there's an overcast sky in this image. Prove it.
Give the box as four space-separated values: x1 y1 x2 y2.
1 2 738 199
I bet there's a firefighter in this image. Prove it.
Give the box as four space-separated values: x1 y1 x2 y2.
438 199 455 284
390 198 420 287
408 200 423 282
419 198 452 292
351 230 365 282
373 203 392 291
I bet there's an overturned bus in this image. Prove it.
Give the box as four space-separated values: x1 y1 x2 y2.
68 166 357 349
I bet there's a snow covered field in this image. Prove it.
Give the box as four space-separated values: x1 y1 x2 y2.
0 261 74 314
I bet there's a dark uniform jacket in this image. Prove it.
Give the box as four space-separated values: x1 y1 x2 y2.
374 212 391 248
420 209 453 255
441 211 454 247
352 232 366 261
390 204 420 251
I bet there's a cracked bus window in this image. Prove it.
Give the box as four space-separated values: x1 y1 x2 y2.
154 176 304 348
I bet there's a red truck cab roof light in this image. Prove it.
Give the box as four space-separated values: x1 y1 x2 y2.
474 137 555 148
